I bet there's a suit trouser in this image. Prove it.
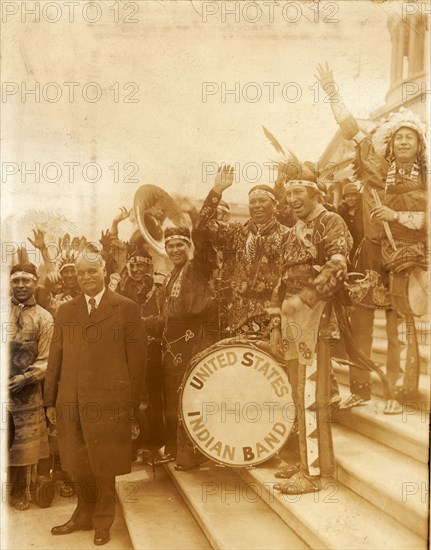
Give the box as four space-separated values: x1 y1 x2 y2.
66 410 116 529
73 475 116 529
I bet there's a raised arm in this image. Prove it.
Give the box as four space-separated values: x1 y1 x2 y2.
100 207 130 276
28 229 57 274
316 63 385 191
190 227 218 280
315 63 361 140
196 165 235 231
110 206 131 237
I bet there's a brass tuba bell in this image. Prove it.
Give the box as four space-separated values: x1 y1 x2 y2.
133 184 192 257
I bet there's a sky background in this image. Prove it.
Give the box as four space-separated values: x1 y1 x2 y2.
2 0 409 242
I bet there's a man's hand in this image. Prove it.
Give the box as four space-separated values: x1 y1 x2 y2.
9 375 26 393
131 418 140 441
370 205 397 222
269 325 284 360
282 295 307 318
46 406 57 425
315 62 336 93
213 165 235 195
57 295 74 305
99 229 113 249
28 228 47 251
113 206 131 224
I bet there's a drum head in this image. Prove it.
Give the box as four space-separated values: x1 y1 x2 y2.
180 342 295 467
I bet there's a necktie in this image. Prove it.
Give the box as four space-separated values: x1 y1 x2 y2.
89 297 97 318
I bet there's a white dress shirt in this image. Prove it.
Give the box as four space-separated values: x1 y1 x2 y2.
84 288 105 315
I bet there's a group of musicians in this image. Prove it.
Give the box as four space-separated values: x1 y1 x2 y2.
7 64 428 545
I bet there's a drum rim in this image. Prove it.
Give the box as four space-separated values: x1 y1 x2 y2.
389 270 429 317
179 340 294 467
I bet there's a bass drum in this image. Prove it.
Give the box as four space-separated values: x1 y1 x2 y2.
390 267 429 317
179 339 295 467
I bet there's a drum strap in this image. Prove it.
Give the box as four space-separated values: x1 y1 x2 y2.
333 300 393 400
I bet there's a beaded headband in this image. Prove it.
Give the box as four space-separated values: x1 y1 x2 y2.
165 235 191 245
129 256 152 265
11 271 37 281
284 179 318 190
59 262 76 272
248 189 276 201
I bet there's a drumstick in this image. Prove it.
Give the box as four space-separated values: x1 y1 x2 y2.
371 188 397 251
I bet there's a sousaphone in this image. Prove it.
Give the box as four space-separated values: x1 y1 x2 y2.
134 184 192 257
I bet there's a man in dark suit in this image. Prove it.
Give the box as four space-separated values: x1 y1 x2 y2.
44 247 146 546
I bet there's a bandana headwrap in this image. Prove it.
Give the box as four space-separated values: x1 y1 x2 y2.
292 204 326 259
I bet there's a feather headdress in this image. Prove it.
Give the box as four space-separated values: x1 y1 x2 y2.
56 234 89 272
372 107 427 160
262 126 318 183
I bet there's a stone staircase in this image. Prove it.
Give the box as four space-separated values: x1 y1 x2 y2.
118 390 429 549
117 461 211 549
118 312 430 549
333 309 430 406
372 310 430 375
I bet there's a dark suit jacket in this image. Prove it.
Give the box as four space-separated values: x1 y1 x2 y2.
44 288 146 477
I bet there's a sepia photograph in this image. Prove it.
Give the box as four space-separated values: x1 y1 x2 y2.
1 0 429 548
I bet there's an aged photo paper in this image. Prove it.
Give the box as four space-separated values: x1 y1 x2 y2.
1 0 430 549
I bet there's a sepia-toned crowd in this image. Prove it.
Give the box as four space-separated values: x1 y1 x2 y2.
6 65 428 546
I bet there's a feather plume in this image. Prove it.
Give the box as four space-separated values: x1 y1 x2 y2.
262 126 303 168
285 148 301 166
262 126 286 156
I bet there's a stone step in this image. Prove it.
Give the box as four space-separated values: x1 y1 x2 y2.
373 317 430 345
335 386 429 464
332 423 428 538
164 461 308 549
374 310 430 325
372 316 430 370
373 326 430 346
236 465 426 550
117 462 211 549
332 359 430 407
371 336 429 374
